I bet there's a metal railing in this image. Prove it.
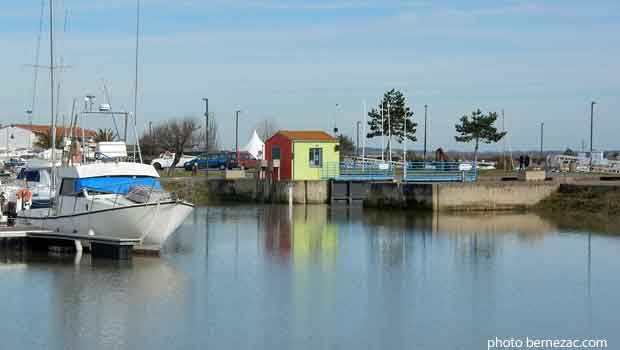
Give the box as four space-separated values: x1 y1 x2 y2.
320 160 477 183
404 161 477 182
321 160 395 181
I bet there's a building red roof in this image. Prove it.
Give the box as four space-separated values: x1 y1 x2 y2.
275 130 337 142
9 124 97 138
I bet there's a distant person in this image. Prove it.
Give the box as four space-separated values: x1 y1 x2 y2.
525 155 530 169
192 162 198 176
519 155 524 171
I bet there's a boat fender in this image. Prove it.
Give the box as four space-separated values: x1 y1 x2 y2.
16 188 32 210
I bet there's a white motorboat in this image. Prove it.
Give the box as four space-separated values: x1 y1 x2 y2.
17 161 194 245
13 0 194 247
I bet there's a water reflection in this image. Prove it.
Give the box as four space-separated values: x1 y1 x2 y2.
1 206 619 350
262 205 338 268
0 249 186 350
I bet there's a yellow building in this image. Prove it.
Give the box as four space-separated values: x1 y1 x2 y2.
265 131 340 181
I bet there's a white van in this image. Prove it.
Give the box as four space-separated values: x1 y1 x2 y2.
150 153 196 170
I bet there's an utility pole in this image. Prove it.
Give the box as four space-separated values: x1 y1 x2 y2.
423 104 428 161
590 101 596 171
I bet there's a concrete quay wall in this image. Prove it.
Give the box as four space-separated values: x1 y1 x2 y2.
204 178 560 211
433 182 559 211
205 178 329 204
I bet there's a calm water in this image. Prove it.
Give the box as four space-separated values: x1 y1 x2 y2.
1 206 619 350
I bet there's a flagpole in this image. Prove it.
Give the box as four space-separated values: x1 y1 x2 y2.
380 98 384 162
403 115 407 181
362 101 366 161
388 102 392 163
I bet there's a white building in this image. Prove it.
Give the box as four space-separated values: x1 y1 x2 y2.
0 124 96 155
0 125 35 151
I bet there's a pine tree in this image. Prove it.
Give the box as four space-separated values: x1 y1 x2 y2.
366 89 417 155
454 109 507 164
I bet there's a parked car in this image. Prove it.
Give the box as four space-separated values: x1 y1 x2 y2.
184 152 236 171
237 151 259 169
151 152 196 170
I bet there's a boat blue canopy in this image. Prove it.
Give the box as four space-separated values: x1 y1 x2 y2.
74 176 162 194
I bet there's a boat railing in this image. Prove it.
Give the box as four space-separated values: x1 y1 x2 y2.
64 179 185 215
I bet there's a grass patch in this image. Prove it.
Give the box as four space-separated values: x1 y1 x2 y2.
536 188 620 215
161 178 209 206
157 169 194 178
477 169 519 178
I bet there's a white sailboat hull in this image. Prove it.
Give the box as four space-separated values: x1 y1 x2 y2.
18 201 194 245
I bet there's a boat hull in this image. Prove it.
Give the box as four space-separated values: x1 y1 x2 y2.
17 201 194 245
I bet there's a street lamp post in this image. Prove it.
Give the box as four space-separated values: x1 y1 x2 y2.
540 122 544 154
334 104 340 135
540 122 544 169
356 121 361 157
590 101 596 171
202 98 209 178
423 104 428 161
26 110 33 148
86 95 96 112
235 110 241 163
202 98 209 157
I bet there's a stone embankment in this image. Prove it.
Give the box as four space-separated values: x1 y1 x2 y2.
201 177 560 211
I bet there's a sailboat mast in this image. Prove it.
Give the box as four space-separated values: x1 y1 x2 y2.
30 0 45 120
133 0 142 163
50 0 56 182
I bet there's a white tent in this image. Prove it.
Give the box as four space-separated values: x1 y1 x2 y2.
242 130 264 159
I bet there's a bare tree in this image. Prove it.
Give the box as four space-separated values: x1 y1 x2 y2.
256 118 278 140
207 118 218 152
194 117 219 152
139 133 159 157
152 117 200 172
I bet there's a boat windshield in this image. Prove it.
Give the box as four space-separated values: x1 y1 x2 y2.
72 176 162 195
